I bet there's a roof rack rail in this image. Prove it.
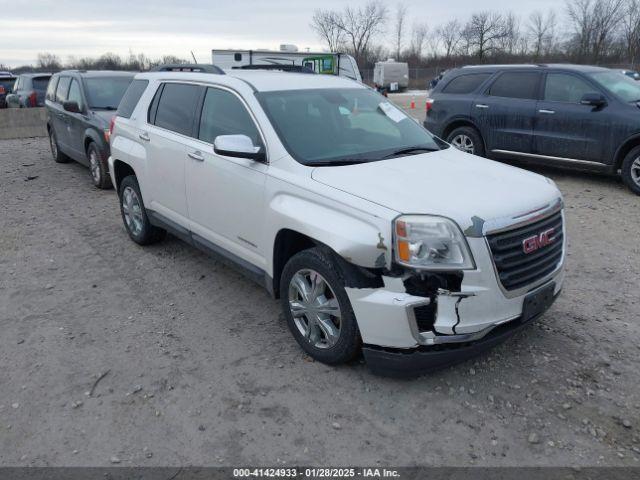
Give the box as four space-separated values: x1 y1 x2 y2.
150 64 225 74
232 64 315 74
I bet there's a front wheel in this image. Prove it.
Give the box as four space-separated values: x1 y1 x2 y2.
280 248 361 365
447 126 485 157
87 142 112 189
118 175 166 245
621 146 640 195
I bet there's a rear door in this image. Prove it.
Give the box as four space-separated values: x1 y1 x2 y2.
183 86 268 270
534 72 611 163
143 82 203 226
52 76 72 150
472 71 542 154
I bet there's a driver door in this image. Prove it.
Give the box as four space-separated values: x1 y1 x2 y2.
183 86 268 271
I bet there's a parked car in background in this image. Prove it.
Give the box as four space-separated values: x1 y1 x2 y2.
424 64 640 195
45 70 135 188
107 65 565 376
0 72 16 109
621 69 640 81
6 73 51 108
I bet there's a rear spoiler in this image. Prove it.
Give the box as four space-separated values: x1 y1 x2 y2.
150 64 224 74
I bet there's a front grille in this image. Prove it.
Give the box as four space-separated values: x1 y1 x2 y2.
487 210 564 292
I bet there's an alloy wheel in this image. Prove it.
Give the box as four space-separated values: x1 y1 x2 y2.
288 269 342 349
121 186 144 237
89 149 101 184
631 157 640 187
451 134 475 154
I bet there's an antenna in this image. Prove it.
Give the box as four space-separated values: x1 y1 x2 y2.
191 51 198 64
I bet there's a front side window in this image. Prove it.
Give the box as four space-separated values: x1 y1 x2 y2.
544 73 595 103
442 73 492 94
589 71 640 103
84 76 134 110
198 87 261 146
55 77 71 103
67 79 83 108
258 88 442 165
488 72 540 100
153 83 201 136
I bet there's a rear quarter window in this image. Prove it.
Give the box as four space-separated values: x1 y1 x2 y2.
46 76 59 101
117 79 149 119
55 77 71 103
441 73 492 94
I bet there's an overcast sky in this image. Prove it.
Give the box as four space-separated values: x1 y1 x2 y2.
1 0 562 67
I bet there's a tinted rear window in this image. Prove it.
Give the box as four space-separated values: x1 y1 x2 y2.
0 78 16 91
32 77 51 92
442 73 491 94
488 72 540 100
153 83 201 136
84 76 133 110
117 79 149 119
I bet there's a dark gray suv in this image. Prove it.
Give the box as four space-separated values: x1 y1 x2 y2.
45 70 135 188
424 64 640 195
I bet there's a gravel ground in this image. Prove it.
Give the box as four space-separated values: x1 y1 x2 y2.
0 136 639 467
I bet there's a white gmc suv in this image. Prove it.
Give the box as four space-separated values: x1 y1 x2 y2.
108 64 565 376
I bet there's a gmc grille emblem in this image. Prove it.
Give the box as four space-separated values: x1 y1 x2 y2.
522 228 556 254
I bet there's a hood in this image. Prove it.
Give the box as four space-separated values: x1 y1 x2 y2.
311 147 562 236
91 110 115 127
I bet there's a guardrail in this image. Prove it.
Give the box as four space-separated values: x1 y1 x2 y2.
0 107 47 140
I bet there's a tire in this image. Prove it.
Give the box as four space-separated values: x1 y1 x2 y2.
446 126 485 157
87 142 112 189
621 146 640 195
280 247 361 365
118 175 166 245
49 128 70 164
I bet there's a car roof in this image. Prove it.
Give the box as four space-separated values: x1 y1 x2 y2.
459 63 609 74
135 69 364 92
18 72 52 78
56 70 137 78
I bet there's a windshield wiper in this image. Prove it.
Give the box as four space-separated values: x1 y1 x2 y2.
311 158 373 167
382 146 439 159
92 106 117 111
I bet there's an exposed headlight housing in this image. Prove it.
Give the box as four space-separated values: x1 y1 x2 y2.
393 215 475 270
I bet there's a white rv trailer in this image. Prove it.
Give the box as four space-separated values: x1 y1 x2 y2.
211 47 362 82
373 60 409 92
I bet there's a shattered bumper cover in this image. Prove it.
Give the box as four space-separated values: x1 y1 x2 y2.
363 290 560 378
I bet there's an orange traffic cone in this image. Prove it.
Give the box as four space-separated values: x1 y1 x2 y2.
410 97 416 109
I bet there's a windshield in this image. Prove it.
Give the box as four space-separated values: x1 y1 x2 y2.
258 88 443 165
589 71 640 103
84 76 134 109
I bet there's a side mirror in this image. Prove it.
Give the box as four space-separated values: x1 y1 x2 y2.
580 93 607 107
213 134 265 162
63 100 81 113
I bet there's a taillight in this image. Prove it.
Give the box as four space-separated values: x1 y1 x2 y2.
29 91 37 107
105 116 116 143
0 86 5 95
425 98 434 114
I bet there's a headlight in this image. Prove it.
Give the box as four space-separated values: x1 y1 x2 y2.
393 215 475 270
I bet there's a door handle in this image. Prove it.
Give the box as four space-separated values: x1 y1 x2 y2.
188 151 204 162
475 104 489 109
138 132 150 141
539 109 555 115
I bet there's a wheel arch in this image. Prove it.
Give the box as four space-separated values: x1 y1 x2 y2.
613 133 640 172
112 160 137 192
442 117 483 141
83 128 105 156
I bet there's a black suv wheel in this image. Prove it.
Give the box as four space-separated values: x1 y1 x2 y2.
621 146 640 195
446 126 485 156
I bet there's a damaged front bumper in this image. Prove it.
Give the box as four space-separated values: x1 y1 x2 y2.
345 236 564 377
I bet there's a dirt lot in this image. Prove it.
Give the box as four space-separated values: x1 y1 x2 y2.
1 136 639 467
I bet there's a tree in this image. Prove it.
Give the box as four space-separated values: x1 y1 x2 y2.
408 22 429 59
37 53 62 72
311 9 345 52
462 12 508 60
436 20 461 59
334 1 388 65
528 10 557 60
621 0 640 66
393 4 408 60
565 0 625 62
